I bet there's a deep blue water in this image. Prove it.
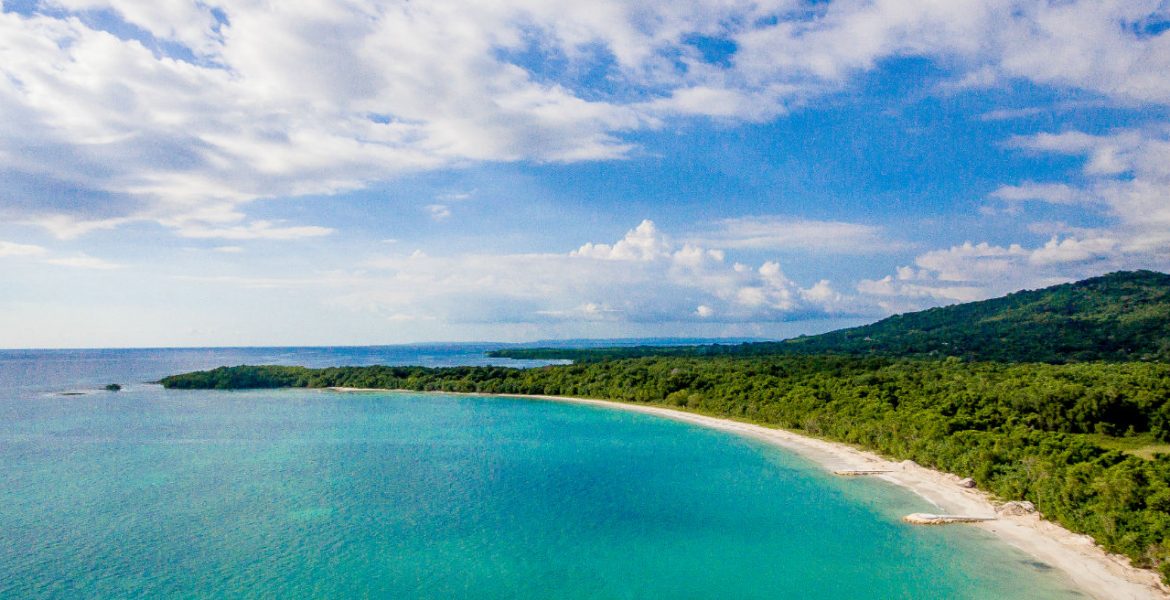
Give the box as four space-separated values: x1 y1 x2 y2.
0 346 1083 598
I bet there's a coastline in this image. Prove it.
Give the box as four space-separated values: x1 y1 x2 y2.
330 387 1169 600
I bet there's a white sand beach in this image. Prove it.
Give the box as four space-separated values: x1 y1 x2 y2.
331 387 1170 600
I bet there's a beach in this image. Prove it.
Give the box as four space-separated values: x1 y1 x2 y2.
333 388 1170 600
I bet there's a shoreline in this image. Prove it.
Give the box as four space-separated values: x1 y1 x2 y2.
330 387 1168 600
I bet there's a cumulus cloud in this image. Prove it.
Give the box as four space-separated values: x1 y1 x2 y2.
855 234 1141 313
1029 236 1119 267
2 0 1169 240
350 220 850 325
572 219 673 261
858 231 1165 312
858 241 1036 310
859 231 1162 314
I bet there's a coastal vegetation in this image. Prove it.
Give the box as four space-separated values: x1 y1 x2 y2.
161 270 1170 583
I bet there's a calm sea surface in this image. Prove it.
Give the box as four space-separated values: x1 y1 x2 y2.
0 346 1083 598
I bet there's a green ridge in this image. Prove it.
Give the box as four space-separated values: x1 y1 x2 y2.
490 270 1170 363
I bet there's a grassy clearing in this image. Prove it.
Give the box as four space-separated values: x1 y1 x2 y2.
1080 433 1170 460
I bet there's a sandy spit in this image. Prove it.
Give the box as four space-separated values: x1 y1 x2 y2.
329 387 1169 600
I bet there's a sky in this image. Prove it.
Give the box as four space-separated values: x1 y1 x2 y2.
1 0 1169 348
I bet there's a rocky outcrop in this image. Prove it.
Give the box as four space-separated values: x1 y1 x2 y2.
903 513 996 525
998 501 1037 516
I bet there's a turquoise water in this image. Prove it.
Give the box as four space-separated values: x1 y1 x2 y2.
0 348 1083 598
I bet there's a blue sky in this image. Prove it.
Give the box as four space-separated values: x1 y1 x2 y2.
1 1 1169 348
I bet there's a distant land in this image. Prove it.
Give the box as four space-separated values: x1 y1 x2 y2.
490 270 1170 363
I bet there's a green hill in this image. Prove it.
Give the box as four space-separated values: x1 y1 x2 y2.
781 270 1170 362
492 270 1170 363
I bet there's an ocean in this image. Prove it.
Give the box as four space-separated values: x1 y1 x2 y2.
0 346 1082 598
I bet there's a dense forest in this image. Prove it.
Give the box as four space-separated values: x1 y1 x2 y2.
161 270 1170 583
491 271 1170 363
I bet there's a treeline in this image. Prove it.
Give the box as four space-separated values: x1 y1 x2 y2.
492 270 1170 363
162 356 1170 582
488 343 766 362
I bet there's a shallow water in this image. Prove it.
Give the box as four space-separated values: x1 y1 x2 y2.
0 347 1083 598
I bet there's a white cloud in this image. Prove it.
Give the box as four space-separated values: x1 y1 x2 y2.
572 219 672 261
0 240 46 258
690 216 899 253
1029 236 1119 266
800 279 841 305
436 191 474 202
644 86 778 120
857 238 1104 309
346 220 851 325
979 107 1046 121
979 100 1108 122
174 220 334 240
1010 127 1170 253
989 182 1088 206
992 2 1170 105
425 204 452 221
46 0 226 57
2 238 126 271
537 302 623 321
857 231 1162 312
43 253 124 269
1009 130 1146 176
22 216 134 241
2 1 1168 241
857 275 986 305
914 242 1029 282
